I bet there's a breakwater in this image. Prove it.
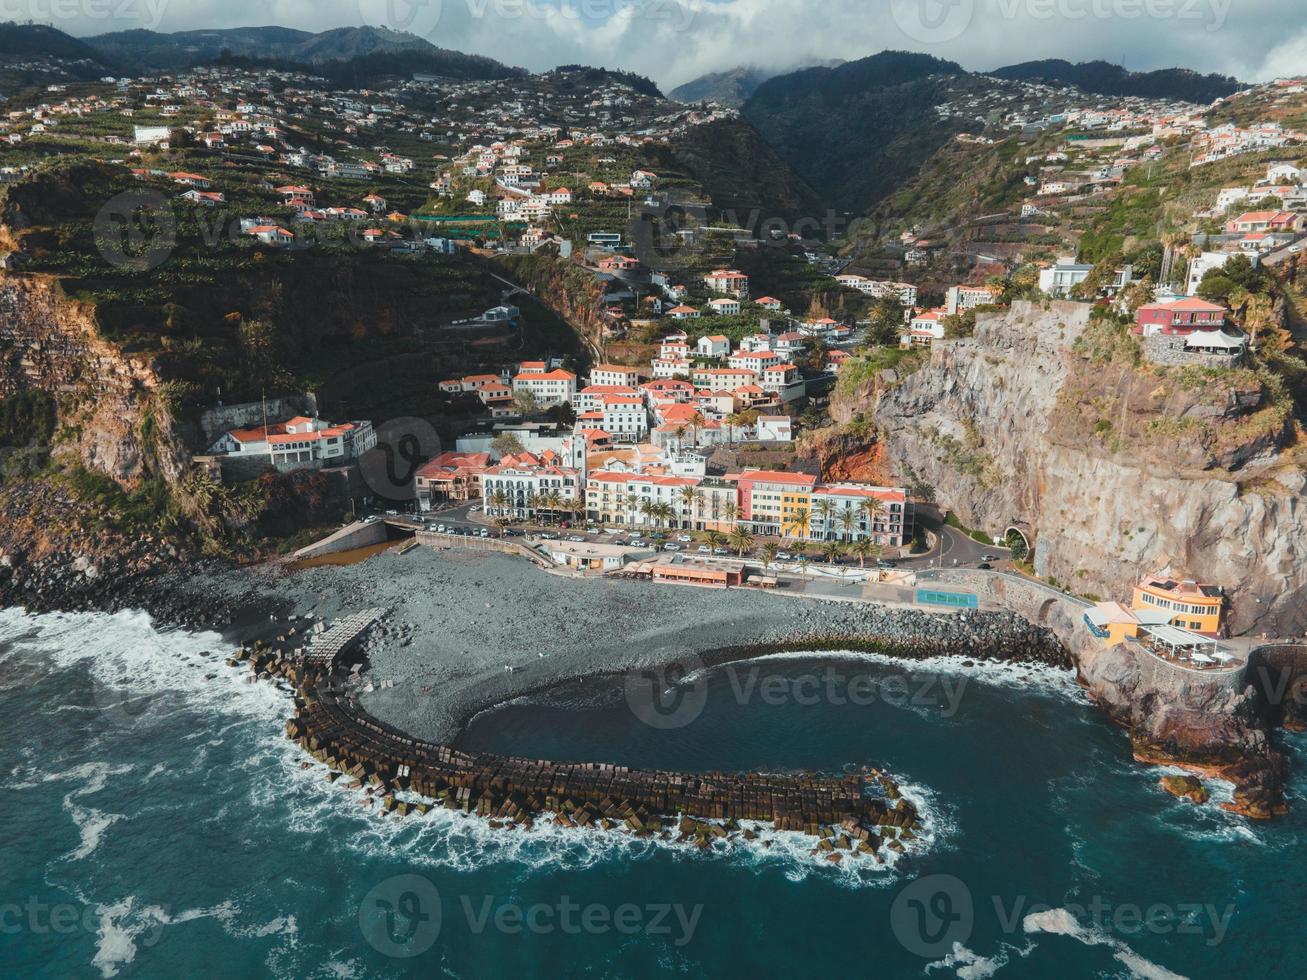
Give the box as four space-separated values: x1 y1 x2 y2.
287 687 917 856
226 584 1071 848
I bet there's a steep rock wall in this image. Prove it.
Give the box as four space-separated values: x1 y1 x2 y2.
0 272 188 486
867 300 1307 636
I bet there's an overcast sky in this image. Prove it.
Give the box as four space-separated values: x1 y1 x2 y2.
64 0 1307 90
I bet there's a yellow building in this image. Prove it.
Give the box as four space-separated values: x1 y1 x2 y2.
779 489 813 539
1131 574 1226 637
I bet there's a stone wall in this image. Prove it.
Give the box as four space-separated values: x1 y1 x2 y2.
1143 333 1244 369
198 394 318 445
919 568 1093 655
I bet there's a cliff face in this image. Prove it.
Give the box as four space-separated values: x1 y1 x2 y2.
0 272 188 485
861 300 1307 636
1077 640 1287 818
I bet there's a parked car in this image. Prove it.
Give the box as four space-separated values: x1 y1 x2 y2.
978 563 994 570
568 535 584 543
697 546 712 554
479 528 490 538
540 532 559 540
713 547 730 556
677 535 692 543
777 552 793 561
663 544 681 552
981 554 998 562
436 525 447 533
364 516 378 524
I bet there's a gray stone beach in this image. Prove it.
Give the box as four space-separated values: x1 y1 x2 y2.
201 547 1065 744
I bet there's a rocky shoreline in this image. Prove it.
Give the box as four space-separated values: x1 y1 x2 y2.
4 539 1299 826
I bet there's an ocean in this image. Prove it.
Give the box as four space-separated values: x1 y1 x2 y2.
2 606 1303 979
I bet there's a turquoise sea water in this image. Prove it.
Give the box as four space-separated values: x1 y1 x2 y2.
2 606 1304 979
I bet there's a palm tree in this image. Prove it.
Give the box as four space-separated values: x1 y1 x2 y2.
678 485 701 529
728 526 755 557
689 411 706 446
723 501 739 528
673 423 688 450
639 498 654 528
541 489 564 525
725 412 743 446
653 502 676 529
838 506 857 542
849 538 875 568
760 541 780 574
488 489 509 518
821 539 844 565
705 530 726 551
861 497 884 539
814 498 836 541
523 491 540 524
784 505 810 542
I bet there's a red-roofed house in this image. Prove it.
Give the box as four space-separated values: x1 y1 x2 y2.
415 451 491 507
704 269 750 299
206 415 376 472
1225 210 1301 235
1134 298 1226 336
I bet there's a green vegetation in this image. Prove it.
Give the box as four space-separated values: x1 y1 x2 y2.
1077 189 1162 262
836 347 925 396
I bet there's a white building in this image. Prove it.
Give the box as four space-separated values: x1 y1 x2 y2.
1186 251 1256 295
512 369 577 407
696 335 731 358
589 364 642 388
206 415 376 471
578 397 648 443
945 284 1001 315
756 415 793 442
481 454 580 520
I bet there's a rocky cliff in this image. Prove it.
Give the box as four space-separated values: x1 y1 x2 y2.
855 300 1307 637
1077 639 1287 818
0 272 187 485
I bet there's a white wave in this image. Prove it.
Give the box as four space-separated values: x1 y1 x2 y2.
35 761 134 862
925 942 1008 979
1022 907 1187 980
4 607 948 885
0 607 285 729
737 648 1084 699
1150 766 1264 846
93 898 238 978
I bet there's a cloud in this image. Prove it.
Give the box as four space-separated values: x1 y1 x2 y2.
62 0 1305 89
